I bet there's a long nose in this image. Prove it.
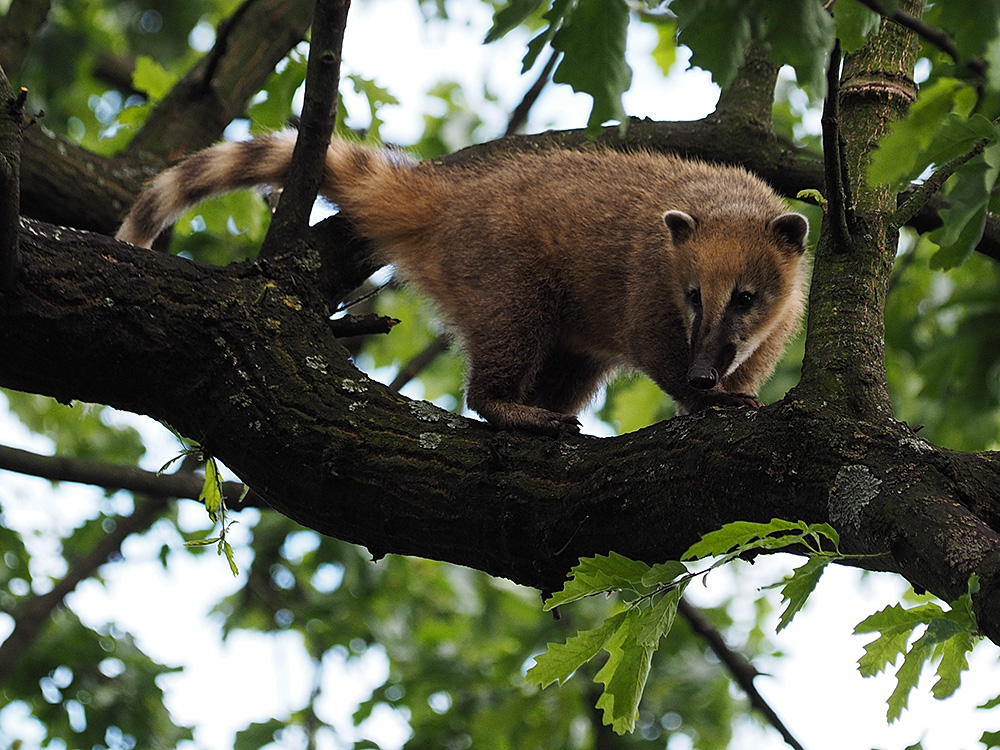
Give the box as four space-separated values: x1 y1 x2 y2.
687 364 718 390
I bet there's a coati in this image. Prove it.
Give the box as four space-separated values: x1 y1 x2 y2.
116 131 810 436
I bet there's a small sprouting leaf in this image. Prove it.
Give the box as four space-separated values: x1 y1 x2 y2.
797 188 827 207
544 551 651 610
200 457 223 522
774 556 829 632
527 611 626 688
221 540 240 577
594 608 655 734
184 536 221 548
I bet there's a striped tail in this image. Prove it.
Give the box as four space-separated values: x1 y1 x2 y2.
115 131 418 249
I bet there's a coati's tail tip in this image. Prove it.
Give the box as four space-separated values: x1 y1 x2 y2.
115 131 301 249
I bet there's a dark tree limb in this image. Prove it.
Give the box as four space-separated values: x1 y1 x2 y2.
2 221 1000 646
260 0 350 260
820 39 853 251
678 599 805 750
0 69 24 290
0 443 261 507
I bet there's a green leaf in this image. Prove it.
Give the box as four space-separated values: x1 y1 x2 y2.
221 540 240 577
932 629 975 699
869 78 977 189
200 457 223 521
593 608 655 734
761 0 835 95
347 75 401 144
929 142 1000 269
551 0 632 134
132 56 177 102
526 611 626 688
645 16 678 76
249 53 308 133
544 551 651 610
833 0 882 53
683 518 805 559
485 0 547 43
854 602 944 676
634 589 683 645
639 560 688 590
673 0 751 89
887 633 929 722
521 0 572 72
774 556 829 632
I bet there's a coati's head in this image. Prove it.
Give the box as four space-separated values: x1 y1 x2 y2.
662 209 810 391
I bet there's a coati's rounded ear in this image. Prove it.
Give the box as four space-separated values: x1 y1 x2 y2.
663 210 697 244
768 212 809 253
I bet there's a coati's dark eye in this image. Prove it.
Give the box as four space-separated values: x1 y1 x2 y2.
686 288 702 309
731 290 754 311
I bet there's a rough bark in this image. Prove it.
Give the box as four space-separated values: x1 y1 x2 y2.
2 219 1000 643
1 0 999 649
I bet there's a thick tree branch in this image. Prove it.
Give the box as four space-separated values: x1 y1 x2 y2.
123 0 314 161
0 69 24 289
1 221 999 644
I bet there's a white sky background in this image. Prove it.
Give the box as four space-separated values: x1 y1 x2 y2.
1 1 999 749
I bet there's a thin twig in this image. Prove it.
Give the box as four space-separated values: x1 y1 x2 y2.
505 48 558 137
892 137 990 229
388 334 450 392
821 39 852 251
678 598 806 750
0 443 262 506
259 0 351 259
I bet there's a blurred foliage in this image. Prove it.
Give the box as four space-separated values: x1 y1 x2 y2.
2 0 1000 749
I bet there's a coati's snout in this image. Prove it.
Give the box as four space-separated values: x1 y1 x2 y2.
686 340 737 390
687 364 718 390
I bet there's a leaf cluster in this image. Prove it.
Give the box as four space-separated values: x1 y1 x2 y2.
855 575 982 722
528 520 842 733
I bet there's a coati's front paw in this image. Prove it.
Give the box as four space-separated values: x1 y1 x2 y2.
473 400 581 437
683 391 762 413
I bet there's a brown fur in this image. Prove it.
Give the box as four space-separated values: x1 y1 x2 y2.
117 132 810 435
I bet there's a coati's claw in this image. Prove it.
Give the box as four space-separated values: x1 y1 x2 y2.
685 391 763 412
474 400 580 437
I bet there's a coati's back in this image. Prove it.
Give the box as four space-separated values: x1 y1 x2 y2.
117 134 809 435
